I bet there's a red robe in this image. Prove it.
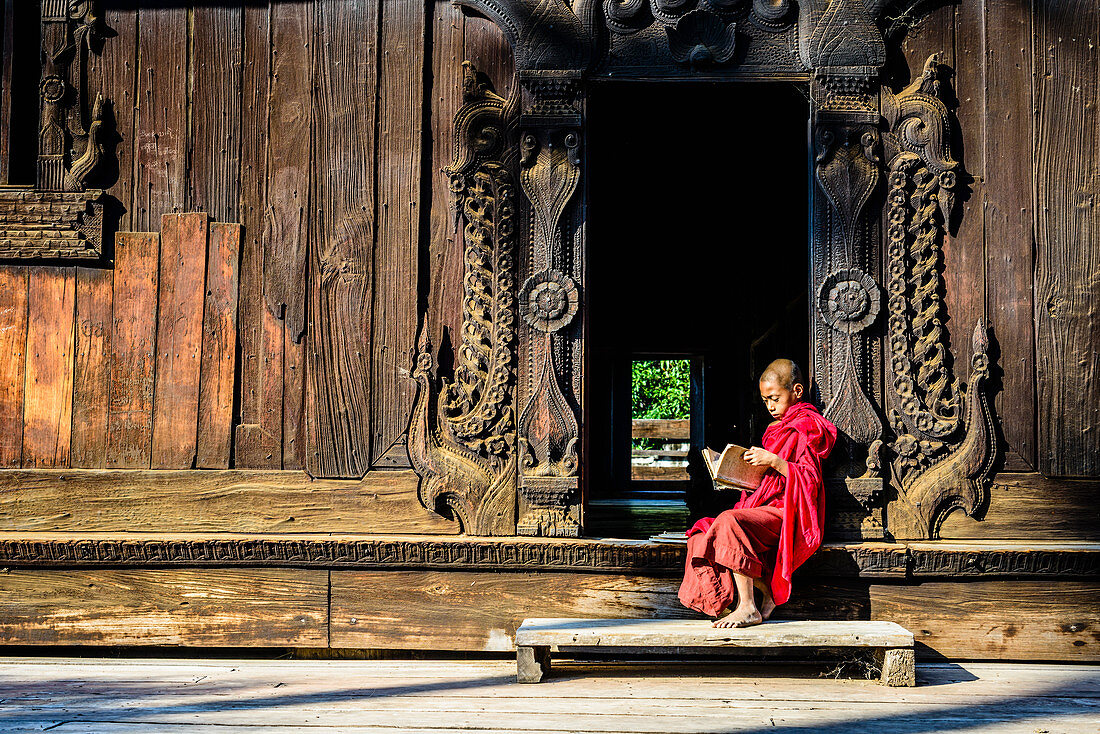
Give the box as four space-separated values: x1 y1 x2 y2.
678 401 837 613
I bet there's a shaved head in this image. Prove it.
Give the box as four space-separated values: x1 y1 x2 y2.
759 359 805 391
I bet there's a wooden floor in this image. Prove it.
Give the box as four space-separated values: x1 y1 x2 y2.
0 657 1097 733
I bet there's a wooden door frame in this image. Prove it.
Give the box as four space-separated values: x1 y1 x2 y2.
407 0 998 540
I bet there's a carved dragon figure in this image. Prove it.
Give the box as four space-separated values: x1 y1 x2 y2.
881 55 997 539
407 63 519 535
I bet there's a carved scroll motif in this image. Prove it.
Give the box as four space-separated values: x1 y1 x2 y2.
38 0 108 192
407 63 518 535
882 55 996 539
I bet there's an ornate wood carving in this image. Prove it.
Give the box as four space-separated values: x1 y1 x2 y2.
0 536 1092 578
0 188 104 259
408 1 999 541
37 0 108 192
407 64 518 535
881 58 996 540
514 71 585 537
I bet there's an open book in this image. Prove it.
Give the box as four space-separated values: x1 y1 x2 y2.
701 444 768 492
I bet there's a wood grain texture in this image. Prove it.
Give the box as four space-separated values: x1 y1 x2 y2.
0 0 12 184
425 0 465 380
233 1 275 469
264 1 312 343
106 232 159 469
1033 0 1098 477
0 469 456 534
150 213 208 469
21 267 76 469
306 0 378 478
0 568 328 647
188 4 242 222
283 332 305 470
937 473 1100 541
464 14 514 102
330 571 694 651
132 4 187 231
71 267 113 469
236 307 284 468
87 4 137 230
944 0 985 375
0 266 28 467
983 0 1036 470
331 572 1098 660
370 0 426 467
196 223 241 469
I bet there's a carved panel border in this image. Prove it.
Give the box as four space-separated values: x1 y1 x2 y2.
0 537 1093 578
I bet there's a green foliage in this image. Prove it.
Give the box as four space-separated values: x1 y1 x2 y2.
631 359 691 420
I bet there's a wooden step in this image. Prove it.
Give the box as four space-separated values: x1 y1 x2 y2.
515 618 916 687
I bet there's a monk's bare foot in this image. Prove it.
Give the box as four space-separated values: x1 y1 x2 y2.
754 580 777 621
712 606 763 628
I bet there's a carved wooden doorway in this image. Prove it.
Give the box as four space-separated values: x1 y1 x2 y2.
585 79 810 536
407 0 998 542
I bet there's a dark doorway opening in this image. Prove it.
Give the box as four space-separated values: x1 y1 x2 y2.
585 81 811 537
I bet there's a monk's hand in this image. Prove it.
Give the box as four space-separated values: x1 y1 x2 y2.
743 446 778 468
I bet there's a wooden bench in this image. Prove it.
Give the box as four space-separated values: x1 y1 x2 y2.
515 618 917 687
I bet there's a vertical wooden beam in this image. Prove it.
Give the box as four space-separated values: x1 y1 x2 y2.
283 334 305 470
196 223 241 470
188 5 242 222
106 232 159 469
464 15 514 101
306 0 378 478
234 2 273 468
426 0 465 374
0 0 14 185
71 267 113 468
1034 0 1100 476
150 213 208 469
984 0 1037 469
0 266 28 466
21 267 76 468
946 0 986 374
88 0 137 231
370 0 426 467
133 5 187 231
264 1 312 344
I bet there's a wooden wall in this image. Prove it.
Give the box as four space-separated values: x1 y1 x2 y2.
0 1 1096 491
0 0 513 478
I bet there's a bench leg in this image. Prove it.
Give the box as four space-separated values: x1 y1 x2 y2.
877 647 916 687
517 645 552 683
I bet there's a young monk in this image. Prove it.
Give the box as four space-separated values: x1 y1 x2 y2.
678 359 837 628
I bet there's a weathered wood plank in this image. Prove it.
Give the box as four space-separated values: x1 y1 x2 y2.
631 419 691 440
196 223 241 469
21 267 76 469
944 0 985 374
370 0 426 468
515 618 914 648
0 0 14 184
132 4 187 230
106 232 159 469
0 266 28 467
150 213 208 469
631 464 690 480
306 0 378 478
236 307 284 468
88 3 137 230
425 0 465 380
264 1 312 343
0 470 456 534
71 267 113 469
188 4 242 222
464 14 514 101
0 569 328 647
983 0 1037 470
283 333 305 470
937 473 1100 541
1034 0 1100 476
